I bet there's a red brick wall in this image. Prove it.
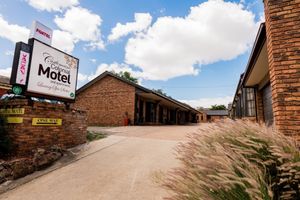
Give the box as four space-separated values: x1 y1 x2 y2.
0 99 87 156
74 75 136 126
0 87 9 96
210 116 228 122
264 0 300 140
256 90 265 123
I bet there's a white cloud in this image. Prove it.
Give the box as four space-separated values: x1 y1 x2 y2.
0 15 78 53
0 15 29 43
84 41 105 51
54 7 104 50
125 0 259 80
77 73 88 82
181 96 233 108
52 30 76 53
108 13 152 42
87 62 142 81
0 67 12 77
4 50 14 56
90 58 97 63
26 0 79 12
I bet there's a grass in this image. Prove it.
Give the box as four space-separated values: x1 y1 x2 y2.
86 131 107 142
162 120 300 200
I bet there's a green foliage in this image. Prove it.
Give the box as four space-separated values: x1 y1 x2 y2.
153 89 167 96
86 131 107 142
0 115 12 154
163 120 300 200
197 106 205 111
210 104 227 110
116 71 138 84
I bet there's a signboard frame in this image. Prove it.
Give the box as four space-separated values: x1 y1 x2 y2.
25 38 79 103
10 42 31 90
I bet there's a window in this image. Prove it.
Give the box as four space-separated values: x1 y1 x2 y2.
245 88 255 117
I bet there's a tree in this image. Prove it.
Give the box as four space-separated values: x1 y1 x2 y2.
153 89 167 96
210 104 227 110
197 106 205 111
117 71 138 84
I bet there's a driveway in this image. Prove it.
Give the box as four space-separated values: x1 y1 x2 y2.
0 125 201 200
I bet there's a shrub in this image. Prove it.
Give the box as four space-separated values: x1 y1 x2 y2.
0 114 12 155
163 120 300 200
86 131 107 142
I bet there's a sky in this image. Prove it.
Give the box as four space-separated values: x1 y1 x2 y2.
0 0 264 108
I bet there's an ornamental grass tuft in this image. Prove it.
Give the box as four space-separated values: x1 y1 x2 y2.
163 120 300 200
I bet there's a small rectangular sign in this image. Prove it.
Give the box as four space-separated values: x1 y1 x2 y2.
16 51 30 85
0 108 25 115
6 117 23 124
32 118 62 126
29 21 53 45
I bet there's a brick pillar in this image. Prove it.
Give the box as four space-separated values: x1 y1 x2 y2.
156 103 160 123
256 89 264 123
143 100 146 122
264 0 300 139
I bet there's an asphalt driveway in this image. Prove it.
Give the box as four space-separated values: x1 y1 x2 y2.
0 125 201 200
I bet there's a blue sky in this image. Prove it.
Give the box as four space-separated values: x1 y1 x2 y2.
0 0 264 108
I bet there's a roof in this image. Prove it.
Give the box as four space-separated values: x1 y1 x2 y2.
76 71 200 113
203 110 228 116
77 71 151 94
0 75 10 85
230 23 266 110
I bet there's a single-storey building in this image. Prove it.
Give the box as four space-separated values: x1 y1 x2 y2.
229 23 276 126
198 110 228 123
229 0 300 141
75 71 199 126
0 75 11 96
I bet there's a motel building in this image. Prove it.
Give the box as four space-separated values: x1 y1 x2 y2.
229 9 300 142
198 109 228 123
0 75 11 96
75 71 199 126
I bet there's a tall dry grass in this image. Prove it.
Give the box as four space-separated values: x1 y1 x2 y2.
163 120 300 200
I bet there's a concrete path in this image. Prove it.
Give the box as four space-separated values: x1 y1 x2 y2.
0 125 201 200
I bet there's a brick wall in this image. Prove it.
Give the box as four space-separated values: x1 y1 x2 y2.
264 0 300 140
0 87 9 96
74 75 136 126
256 90 265 123
0 99 87 156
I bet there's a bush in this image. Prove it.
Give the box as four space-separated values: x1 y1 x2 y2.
0 114 12 155
163 120 300 200
86 131 107 142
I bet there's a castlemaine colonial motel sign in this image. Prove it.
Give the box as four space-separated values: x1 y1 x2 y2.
4 21 79 126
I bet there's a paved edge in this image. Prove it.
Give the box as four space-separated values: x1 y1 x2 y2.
0 136 128 195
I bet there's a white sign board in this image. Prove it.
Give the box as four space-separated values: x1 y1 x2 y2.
16 51 29 85
29 21 53 45
27 39 78 101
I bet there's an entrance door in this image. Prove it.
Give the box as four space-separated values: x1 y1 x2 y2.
145 102 156 122
262 84 274 126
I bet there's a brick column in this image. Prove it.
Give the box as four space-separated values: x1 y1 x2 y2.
264 0 300 139
256 90 264 123
156 103 160 123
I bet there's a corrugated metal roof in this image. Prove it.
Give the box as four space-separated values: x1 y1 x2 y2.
203 110 228 116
